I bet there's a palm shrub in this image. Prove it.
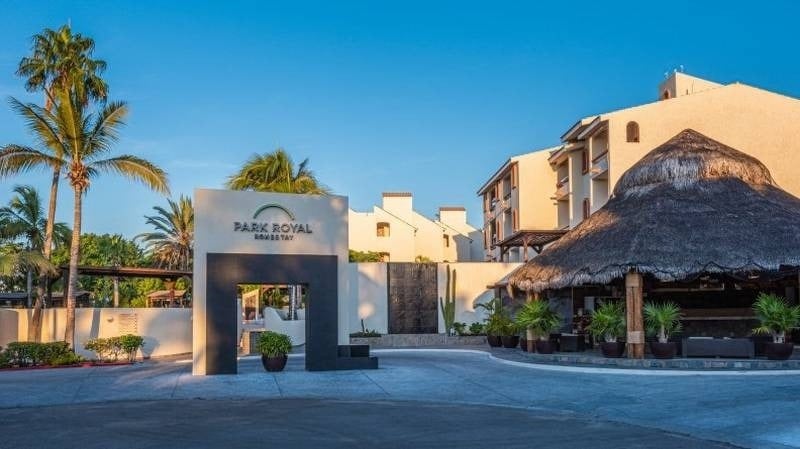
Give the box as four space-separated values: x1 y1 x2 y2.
258 331 292 357
119 334 145 362
478 297 508 336
587 302 626 343
752 293 800 343
516 300 562 341
644 301 682 343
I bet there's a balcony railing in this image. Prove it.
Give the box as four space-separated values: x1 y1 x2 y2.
554 177 569 200
591 152 609 177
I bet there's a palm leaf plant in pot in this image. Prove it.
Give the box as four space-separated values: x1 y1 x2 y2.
477 298 505 347
752 293 800 360
516 300 562 354
257 331 292 372
644 301 682 359
587 302 626 358
499 318 520 349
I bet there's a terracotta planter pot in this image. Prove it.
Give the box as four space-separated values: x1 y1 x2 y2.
650 342 676 359
765 342 794 360
535 340 555 354
519 337 528 351
600 341 625 358
487 335 502 347
501 335 520 349
261 354 288 372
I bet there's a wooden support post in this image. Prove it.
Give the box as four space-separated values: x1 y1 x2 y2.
625 272 644 359
527 291 539 352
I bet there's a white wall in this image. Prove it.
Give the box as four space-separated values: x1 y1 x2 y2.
343 262 520 335
0 308 192 359
347 263 388 334
437 262 522 332
0 309 18 349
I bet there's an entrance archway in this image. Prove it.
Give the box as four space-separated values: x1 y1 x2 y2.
206 253 338 374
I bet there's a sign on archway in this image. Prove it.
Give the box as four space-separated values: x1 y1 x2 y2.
193 189 376 375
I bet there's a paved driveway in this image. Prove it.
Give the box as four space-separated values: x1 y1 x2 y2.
0 350 798 448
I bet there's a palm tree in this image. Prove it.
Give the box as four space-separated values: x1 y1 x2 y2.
16 24 108 109
226 148 328 194
5 24 108 338
136 196 194 271
0 185 69 308
9 88 168 347
0 248 56 278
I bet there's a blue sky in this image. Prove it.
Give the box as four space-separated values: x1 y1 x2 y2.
1 1 798 239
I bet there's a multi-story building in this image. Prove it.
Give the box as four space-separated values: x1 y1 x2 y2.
480 72 800 261
349 192 483 262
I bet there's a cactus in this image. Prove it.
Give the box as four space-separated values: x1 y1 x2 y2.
439 265 457 336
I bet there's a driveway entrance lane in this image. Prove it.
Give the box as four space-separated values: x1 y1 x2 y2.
1 350 799 448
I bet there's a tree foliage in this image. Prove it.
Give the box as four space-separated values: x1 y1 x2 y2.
226 148 328 194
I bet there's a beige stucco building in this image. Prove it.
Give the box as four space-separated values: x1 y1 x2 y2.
480 72 800 261
349 192 483 262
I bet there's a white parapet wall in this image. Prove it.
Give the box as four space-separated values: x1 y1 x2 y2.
0 308 192 359
348 262 389 334
436 262 522 332
345 262 521 335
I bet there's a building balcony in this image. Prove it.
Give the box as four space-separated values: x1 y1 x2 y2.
554 177 570 200
591 152 609 178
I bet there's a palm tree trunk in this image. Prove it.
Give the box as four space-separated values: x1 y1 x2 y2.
64 187 82 349
113 277 120 307
31 168 60 342
26 269 33 308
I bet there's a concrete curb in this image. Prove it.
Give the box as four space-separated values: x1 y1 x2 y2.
371 348 800 376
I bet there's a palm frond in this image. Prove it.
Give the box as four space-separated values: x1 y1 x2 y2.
89 155 170 194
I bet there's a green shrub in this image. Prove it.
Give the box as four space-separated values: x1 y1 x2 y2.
50 352 84 366
257 331 292 357
752 293 800 343
644 301 682 343
84 338 111 361
453 322 467 336
468 322 485 335
516 301 562 341
587 302 626 343
119 335 145 362
3 341 72 366
0 348 11 368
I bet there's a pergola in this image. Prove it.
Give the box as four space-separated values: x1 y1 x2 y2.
53 265 192 307
493 229 568 262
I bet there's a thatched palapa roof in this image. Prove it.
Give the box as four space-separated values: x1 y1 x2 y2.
510 129 800 292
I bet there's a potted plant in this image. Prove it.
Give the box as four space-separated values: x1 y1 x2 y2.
257 331 292 372
644 301 682 359
752 293 800 360
516 300 562 354
499 318 520 348
587 302 626 358
478 298 506 347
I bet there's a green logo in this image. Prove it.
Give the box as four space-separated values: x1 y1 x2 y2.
252 203 295 221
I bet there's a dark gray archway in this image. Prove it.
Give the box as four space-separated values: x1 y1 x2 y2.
205 253 347 374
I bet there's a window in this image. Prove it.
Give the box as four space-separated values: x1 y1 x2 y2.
379 252 390 262
443 235 450 248
512 209 519 232
582 198 591 220
626 121 640 143
376 222 390 237
662 90 671 100
511 164 518 189
581 150 589 174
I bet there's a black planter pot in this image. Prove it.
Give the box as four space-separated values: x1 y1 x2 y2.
765 342 794 360
261 354 288 372
501 335 520 349
650 342 676 359
600 341 625 358
487 335 502 347
535 339 555 354
519 337 528 352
